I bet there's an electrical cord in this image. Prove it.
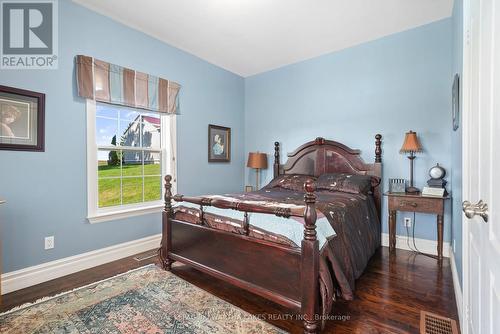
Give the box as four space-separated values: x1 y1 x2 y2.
406 212 439 260
405 211 419 252
405 220 416 252
412 212 418 252
404 222 419 264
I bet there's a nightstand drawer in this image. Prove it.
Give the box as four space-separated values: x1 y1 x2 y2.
389 196 443 214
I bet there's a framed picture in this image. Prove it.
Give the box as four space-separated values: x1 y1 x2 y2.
208 124 230 162
452 73 460 131
0 85 45 151
389 178 406 194
245 185 254 192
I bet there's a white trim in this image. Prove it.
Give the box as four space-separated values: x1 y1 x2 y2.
450 251 464 332
171 115 178 193
461 0 471 331
0 234 161 294
87 203 163 223
161 114 178 195
86 99 98 220
381 233 450 257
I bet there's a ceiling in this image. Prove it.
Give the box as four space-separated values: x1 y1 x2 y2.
73 0 454 77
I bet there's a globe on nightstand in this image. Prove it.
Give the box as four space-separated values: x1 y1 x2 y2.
427 163 447 195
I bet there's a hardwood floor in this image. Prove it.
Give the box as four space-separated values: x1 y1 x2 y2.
1 247 459 333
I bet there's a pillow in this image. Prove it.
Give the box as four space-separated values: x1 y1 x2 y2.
316 173 380 195
264 174 317 192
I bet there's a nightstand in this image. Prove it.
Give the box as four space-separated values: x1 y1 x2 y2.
383 192 450 260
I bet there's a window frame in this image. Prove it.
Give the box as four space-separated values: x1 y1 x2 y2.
86 99 177 223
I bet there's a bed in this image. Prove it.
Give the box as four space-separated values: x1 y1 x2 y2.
158 135 383 334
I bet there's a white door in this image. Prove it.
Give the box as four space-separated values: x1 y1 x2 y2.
462 0 500 333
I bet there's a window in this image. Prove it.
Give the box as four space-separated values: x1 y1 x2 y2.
87 100 176 223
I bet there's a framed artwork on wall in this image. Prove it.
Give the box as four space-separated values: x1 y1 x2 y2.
0 85 45 152
452 73 460 131
208 124 230 162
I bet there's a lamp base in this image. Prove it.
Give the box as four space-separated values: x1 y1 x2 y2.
255 168 260 190
406 186 420 194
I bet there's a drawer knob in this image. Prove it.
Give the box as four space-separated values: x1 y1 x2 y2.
400 201 417 207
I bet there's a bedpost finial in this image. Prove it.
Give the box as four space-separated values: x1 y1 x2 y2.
274 141 280 178
164 175 173 212
375 134 382 163
304 179 316 201
314 137 325 145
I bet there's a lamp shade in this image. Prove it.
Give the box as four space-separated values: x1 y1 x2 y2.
400 130 423 153
247 152 268 169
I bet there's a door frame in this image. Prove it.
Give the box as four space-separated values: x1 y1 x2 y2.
461 0 471 332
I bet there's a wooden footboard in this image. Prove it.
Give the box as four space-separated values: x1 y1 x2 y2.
158 175 321 333
169 220 302 309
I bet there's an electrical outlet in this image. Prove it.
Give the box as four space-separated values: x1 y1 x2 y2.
45 236 54 250
404 217 412 227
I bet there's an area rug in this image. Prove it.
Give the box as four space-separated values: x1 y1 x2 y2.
0 264 286 333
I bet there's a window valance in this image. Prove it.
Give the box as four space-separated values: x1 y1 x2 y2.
76 55 180 114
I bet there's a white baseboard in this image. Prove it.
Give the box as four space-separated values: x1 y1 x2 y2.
381 233 450 258
450 251 463 331
1 234 161 295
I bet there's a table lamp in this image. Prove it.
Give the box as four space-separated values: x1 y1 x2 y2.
400 130 423 194
247 152 268 190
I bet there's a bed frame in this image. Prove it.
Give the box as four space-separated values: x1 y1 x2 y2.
158 135 382 334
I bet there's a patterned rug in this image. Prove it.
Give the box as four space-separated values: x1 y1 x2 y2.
0 264 286 333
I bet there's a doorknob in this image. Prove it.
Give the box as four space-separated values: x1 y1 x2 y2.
462 200 488 222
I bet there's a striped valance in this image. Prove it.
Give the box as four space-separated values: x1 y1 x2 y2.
76 55 180 114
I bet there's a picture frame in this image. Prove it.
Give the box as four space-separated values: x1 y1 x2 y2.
452 73 460 131
389 178 406 194
0 85 45 152
208 124 231 162
245 185 254 192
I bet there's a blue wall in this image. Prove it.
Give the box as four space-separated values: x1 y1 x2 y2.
1 2 458 274
245 19 453 242
451 0 463 287
0 1 245 273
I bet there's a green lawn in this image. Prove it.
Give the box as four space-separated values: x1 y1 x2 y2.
98 162 161 207
98 163 160 177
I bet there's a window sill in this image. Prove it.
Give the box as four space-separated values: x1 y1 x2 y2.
87 203 164 224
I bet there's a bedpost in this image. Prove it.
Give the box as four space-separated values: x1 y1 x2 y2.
158 175 174 270
274 141 280 179
374 134 383 221
301 179 319 334
375 134 382 163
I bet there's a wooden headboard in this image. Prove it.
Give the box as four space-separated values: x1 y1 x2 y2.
273 135 383 218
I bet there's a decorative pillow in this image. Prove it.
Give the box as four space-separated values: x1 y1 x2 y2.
264 174 317 192
316 173 380 195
